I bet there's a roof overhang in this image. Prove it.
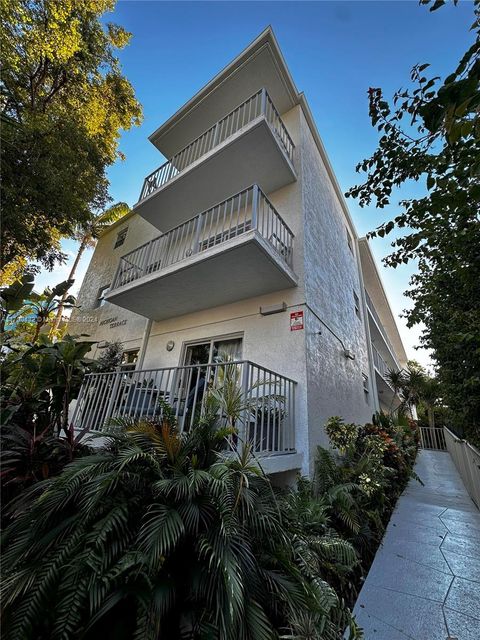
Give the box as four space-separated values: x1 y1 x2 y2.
358 238 409 367
149 27 300 157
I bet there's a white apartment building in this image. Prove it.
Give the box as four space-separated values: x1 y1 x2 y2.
70 28 408 481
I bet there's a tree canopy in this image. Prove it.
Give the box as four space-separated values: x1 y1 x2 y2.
347 0 480 440
0 0 142 270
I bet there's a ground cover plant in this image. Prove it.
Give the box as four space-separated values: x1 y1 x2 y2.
1 415 363 640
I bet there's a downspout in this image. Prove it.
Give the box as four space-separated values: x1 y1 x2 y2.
137 318 153 369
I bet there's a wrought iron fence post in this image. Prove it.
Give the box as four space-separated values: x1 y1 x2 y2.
192 213 203 254
260 87 267 118
239 361 250 451
251 185 259 230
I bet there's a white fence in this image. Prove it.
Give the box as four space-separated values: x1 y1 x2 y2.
444 427 480 509
419 426 447 451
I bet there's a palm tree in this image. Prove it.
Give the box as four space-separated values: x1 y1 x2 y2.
51 202 130 334
2 416 361 640
385 368 407 414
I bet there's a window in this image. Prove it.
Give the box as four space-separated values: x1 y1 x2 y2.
97 285 111 308
121 348 139 371
362 373 369 402
346 227 354 255
353 290 361 319
114 228 128 249
183 336 243 366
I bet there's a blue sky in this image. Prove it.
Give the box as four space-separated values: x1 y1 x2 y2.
37 0 475 367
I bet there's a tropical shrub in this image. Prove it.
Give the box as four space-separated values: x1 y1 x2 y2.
0 334 97 509
1 334 96 435
310 414 419 575
1 415 362 640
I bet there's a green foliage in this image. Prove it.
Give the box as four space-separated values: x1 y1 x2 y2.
1 334 96 436
1 418 362 640
346 0 480 441
0 0 142 269
0 275 76 341
311 413 419 575
95 340 124 372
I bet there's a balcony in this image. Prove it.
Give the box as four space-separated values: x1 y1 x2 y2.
72 361 297 462
372 343 390 381
106 186 297 320
371 342 403 411
365 290 401 371
136 89 296 231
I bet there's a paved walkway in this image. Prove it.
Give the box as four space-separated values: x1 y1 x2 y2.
352 450 480 640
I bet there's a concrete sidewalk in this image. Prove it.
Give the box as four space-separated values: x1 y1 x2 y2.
352 450 480 640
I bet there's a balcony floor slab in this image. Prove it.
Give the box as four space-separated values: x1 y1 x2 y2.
106 230 297 321
136 117 296 231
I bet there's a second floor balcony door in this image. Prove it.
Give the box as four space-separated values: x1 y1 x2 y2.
183 336 243 367
178 336 243 426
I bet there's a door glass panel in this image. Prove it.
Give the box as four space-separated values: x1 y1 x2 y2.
212 338 242 362
184 342 211 365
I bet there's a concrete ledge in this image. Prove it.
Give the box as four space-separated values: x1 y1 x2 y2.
255 452 303 475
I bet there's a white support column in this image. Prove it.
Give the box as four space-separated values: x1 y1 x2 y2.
137 318 153 369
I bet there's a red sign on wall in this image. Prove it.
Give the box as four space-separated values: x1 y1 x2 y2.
290 310 304 331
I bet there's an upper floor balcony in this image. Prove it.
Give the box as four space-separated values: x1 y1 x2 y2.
365 289 402 372
135 89 296 231
106 185 297 320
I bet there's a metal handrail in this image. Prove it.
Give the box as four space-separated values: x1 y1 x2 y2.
72 360 297 455
365 289 400 369
139 88 294 202
111 185 294 291
444 427 480 508
371 343 389 379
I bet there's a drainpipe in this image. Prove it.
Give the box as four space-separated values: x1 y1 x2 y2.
137 318 153 369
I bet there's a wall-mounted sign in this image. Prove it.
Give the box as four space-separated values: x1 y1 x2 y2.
98 316 128 329
290 310 304 331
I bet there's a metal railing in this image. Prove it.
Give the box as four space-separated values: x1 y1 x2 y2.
365 290 400 369
72 361 296 456
139 88 294 202
444 427 480 509
112 185 294 290
371 343 390 380
419 426 447 451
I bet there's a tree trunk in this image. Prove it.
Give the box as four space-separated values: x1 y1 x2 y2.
51 240 86 335
428 405 435 430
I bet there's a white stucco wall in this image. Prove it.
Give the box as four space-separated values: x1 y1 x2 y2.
69 102 390 478
68 213 157 357
298 109 374 473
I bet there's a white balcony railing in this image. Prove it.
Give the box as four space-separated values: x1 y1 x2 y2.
372 343 390 380
139 88 294 202
365 290 400 369
111 185 294 291
72 361 296 456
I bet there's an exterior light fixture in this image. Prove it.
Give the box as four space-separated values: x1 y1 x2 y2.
344 349 356 360
166 340 175 352
260 302 287 316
